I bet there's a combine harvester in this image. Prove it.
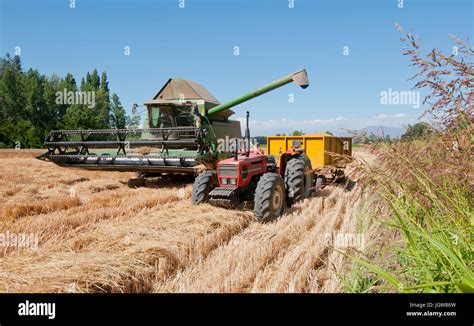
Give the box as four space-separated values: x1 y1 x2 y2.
37 70 310 180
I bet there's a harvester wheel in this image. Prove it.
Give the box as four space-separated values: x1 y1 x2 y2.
192 170 217 204
285 155 312 206
254 173 285 221
127 177 145 188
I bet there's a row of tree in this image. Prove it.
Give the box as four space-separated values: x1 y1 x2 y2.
0 54 139 148
275 130 333 137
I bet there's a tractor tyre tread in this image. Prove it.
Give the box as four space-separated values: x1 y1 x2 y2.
254 172 285 222
285 155 312 207
192 170 216 204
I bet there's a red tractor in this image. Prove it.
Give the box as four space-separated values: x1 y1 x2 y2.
192 112 312 221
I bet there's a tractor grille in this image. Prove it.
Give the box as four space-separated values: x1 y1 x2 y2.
218 164 238 177
209 187 237 198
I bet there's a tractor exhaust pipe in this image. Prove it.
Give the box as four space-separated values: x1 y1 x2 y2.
245 111 250 157
234 138 238 161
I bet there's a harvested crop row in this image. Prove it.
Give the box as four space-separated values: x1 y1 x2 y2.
154 170 367 293
0 200 254 292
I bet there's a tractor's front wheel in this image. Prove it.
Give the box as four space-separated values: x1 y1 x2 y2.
192 170 217 204
254 173 285 222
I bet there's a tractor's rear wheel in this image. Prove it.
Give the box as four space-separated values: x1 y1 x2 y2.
285 155 312 206
254 173 285 221
192 170 217 204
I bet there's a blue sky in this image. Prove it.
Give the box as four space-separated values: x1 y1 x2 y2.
1 0 472 135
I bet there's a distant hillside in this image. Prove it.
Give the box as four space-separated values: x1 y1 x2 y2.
337 126 406 139
361 126 406 138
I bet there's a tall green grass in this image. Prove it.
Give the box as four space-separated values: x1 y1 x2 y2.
346 139 473 293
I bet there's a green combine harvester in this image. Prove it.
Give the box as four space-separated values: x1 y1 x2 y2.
37 69 309 175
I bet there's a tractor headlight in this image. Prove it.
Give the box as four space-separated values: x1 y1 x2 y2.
221 178 228 185
229 178 237 185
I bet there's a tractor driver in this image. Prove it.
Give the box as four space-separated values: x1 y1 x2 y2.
191 102 202 128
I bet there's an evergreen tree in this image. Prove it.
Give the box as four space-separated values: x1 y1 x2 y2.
23 68 46 142
97 71 110 128
91 69 100 89
0 55 40 147
100 71 108 93
0 65 26 120
13 55 22 71
110 93 126 129
85 72 92 88
64 73 76 88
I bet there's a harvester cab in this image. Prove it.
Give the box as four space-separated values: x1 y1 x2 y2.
141 78 240 139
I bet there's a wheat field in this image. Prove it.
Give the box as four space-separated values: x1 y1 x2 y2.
0 149 374 293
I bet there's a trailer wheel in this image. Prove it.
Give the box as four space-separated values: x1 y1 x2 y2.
334 169 346 184
254 173 285 221
285 155 312 206
192 170 217 204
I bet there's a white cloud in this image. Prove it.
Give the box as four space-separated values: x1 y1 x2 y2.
236 112 425 135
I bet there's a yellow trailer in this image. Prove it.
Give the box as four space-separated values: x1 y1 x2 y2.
266 133 352 170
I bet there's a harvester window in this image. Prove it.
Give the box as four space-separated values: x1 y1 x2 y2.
150 107 174 128
175 107 194 127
